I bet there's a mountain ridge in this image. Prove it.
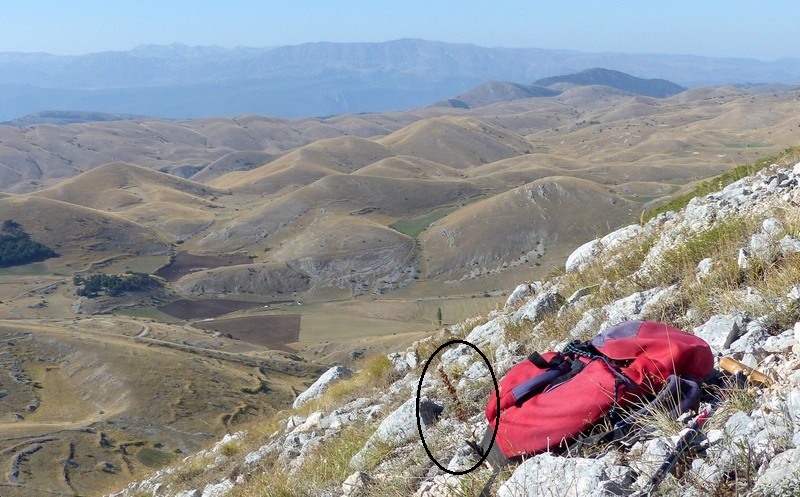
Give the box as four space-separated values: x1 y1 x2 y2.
1 39 798 121
431 68 684 109
534 67 686 97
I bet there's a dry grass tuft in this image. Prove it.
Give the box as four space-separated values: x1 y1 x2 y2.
168 454 215 486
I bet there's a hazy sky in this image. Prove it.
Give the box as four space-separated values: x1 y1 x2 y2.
2 1 798 60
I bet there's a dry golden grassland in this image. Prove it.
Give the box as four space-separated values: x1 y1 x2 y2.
0 313 327 496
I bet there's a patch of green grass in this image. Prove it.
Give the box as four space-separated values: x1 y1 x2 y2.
168 454 213 484
301 423 377 491
229 471 299 497
502 316 533 344
219 439 241 457
115 306 181 323
136 447 175 468
0 262 49 276
129 491 156 497
390 207 457 238
744 251 800 335
227 421 389 497
622 194 661 204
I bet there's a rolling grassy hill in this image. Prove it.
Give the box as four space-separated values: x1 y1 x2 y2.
1 83 798 295
31 163 227 240
0 195 168 266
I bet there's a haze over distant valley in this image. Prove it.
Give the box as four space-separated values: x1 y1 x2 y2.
1 40 799 121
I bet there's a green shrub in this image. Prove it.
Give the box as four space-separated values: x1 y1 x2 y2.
74 272 162 298
0 220 58 267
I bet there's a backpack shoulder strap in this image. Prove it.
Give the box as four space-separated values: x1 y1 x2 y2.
508 353 577 404
568 375 704 456
467 428 516 497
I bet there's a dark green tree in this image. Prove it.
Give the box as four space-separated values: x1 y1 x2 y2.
74 272 161 298
0 220 58 267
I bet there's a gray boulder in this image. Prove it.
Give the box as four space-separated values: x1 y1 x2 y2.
498 453 632 497
350 397 442 470
342 471 371 496
201 479 234 497
464 317 505 348
728 320 769 355
511 288 564 323
565 239 601 273
293 365 353 409
505 282 542 310
683 199 717 229
779 234 800 256
753 449 800 494
564 224 643 274
601 286 676 329
695 257 714 283
693 314 744 354
176 491 202 497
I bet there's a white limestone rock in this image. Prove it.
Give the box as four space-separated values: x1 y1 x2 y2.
693 314 744 354
350 397 442 470
510 289 564 323
201 478 234 497
696 257 714 283
342 471 371 496
498 453 632 497
505 282 542 310
464 317 505 348
601 286 676 329
564 224 643 274
753 449 800 494
292 365 353 409
565 238 602 273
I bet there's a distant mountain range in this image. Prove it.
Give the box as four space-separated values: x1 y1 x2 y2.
1 39 798 121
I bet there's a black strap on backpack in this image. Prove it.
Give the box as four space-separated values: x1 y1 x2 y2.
508 351 586 404
466 427 517 497
567 374 703 456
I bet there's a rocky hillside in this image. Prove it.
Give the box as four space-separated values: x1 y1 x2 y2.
108 151 800 496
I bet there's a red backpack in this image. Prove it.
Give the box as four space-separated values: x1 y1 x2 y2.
483 320 714 460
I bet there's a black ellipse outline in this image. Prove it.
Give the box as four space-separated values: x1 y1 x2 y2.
415 339 500 476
